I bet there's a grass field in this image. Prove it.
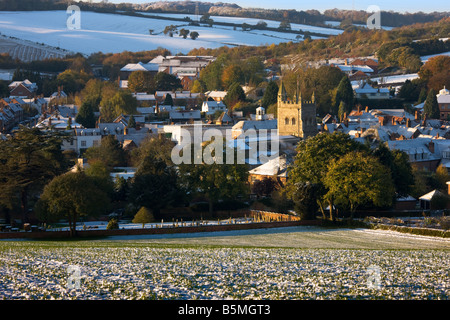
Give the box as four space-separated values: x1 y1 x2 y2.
0 226 448 300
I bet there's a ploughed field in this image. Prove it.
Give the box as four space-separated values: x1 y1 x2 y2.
0 226 448 300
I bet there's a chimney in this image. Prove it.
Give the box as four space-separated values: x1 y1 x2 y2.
365 106 369 113
415 110 419 121
406 118 411 127
391 117 396 125
428 140 435 153
357 105 361 113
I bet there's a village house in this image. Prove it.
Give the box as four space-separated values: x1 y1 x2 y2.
118 62 159 89
248 154 289 186
201 100 227 115
354 82 391 100
8 79 38 98
150 55 215 78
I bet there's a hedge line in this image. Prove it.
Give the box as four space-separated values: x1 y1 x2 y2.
371 224 450 238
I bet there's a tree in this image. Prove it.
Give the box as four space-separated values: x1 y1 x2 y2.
0 127 68 223
291 182 320 220
223 82 246 109
279 20 291 30
163 93 174 106
132 207 155 228
179 28 190 39
130 135 175 168
129 155 181 217
127 114 136 128
36 172 110 237
84 135 127 169
261 81 279 108
435 164 450 190
423 88 440 119
371 144 414 197
324 152 395 218
76 101 96 128
127 71 155 93
251 177 277 197
178 141 249 216
191 79 205 93
334 76 354 115
100 90 137 121
190 31 199 40
221 64 244 90
155 72 182 91
287 132 367 220
418 55 450 92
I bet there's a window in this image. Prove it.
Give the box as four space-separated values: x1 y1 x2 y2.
291 117 296 125
285 117 289 125
81 140 86 147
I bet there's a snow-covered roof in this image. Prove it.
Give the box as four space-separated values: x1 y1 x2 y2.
248 154 288 177
121 62 159 72
419 189 444 201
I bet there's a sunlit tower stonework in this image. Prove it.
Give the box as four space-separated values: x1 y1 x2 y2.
277 82 317 138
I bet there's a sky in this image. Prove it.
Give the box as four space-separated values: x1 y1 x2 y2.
98 0 450 13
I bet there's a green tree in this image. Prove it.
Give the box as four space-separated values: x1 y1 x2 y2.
423 88 440 119
36 172 111 237
324 152 395 218
164 93 174 106
100 90 137 121
291 182 320 220
371 144 414 197
223 82 246 109
191 79 205 93
0 127 68 223
261 81 279 108
334 76 354 115
190 31 199 40
76 101 96 128
127 71 155 93
132 206 155 228
130 135 175 168
178 141 249 216
287 132 367 220
179 28 190 39
84 135 127 169
129 154 182 217
127 114 136 128
155 72 182 91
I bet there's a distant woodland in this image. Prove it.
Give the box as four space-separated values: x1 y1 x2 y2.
0 0 448 28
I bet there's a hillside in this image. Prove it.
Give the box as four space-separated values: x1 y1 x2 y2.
0 10 340 58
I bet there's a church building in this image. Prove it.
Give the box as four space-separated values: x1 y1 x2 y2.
277 82 318 138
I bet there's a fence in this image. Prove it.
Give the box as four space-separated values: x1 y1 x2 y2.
0 211 317 239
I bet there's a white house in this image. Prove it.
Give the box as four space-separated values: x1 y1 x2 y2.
354 83 390 99
201 100 227 115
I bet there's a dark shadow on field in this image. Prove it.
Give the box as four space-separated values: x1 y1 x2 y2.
104 225 346 241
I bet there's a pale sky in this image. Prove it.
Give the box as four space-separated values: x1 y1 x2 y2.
98 0 449 13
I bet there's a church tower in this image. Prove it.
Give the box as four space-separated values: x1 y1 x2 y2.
277 82 317 138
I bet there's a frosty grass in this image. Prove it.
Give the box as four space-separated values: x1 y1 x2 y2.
0 242 448 300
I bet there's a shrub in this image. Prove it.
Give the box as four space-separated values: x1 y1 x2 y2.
132 207 155 228
106 218 119 230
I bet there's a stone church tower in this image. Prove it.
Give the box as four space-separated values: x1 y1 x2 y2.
277 82 317 138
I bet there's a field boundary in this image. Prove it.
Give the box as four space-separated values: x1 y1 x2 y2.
0 220 321 240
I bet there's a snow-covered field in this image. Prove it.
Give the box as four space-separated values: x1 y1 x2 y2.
0 10 335 55
0 241 448 299
421 51 450 62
